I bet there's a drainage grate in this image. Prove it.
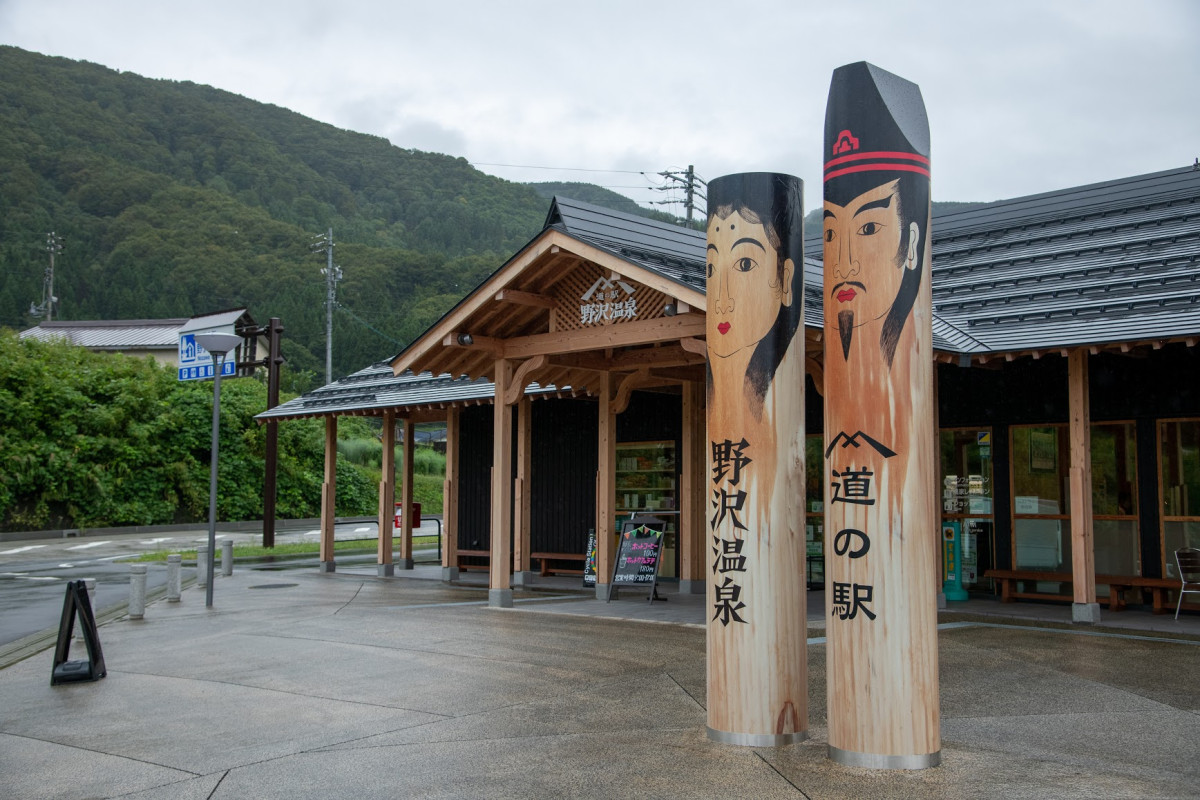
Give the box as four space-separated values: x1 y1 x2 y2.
247 583 299 590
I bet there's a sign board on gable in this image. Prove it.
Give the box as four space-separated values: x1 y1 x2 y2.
177 332 238 382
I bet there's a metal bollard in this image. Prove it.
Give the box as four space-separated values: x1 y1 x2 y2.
196 547 208 587
221 539 233 577
75 578 97 640
129 564 147 619
166 554 181 602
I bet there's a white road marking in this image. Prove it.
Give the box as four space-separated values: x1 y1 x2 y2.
67 541 112 550
303 530 320 536
0 545 47 555
140 538 174 545
58 563 75 568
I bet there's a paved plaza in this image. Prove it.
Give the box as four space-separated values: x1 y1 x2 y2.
1 562 1198 799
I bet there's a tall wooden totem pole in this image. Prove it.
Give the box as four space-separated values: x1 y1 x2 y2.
705 172 808 746
822 62 940 768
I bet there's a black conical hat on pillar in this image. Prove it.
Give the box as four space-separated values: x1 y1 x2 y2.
824 62 930 204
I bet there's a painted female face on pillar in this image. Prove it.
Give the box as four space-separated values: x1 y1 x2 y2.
707 209 795 361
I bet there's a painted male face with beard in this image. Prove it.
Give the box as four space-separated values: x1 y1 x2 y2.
823 178 920 364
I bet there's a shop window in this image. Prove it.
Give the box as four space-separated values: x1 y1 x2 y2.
1160 419 1200 578
1010 425 1072 583
1091 423 1139 575
939 429 994 587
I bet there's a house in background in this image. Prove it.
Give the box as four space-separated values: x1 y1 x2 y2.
21 308 265 372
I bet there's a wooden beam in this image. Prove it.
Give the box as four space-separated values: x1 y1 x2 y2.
613 368 652 415
595 371 616 596
680 337 707 358
1068 349 1096 612
514 397 532 576
377 410 395 569
505 314 707 360
489 359 514 599
495 289 556 309
442 332 504 357
502 354 547 406
442 406 460 571
398 418 415 567
320 416 337 568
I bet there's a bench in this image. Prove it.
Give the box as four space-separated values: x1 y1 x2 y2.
982 569 1136 610
455 549 489 572
1126 576 1200 615
532 552 585 577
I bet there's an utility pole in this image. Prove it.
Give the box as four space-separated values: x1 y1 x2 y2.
32 232 64 321
311 228 341 385
653 165 707 223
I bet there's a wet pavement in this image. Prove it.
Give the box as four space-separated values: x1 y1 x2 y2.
1 563 1198 799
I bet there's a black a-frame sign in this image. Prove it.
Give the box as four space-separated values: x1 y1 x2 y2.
50 580 106 685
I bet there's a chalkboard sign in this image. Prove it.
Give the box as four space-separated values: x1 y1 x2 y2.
583 529 598 587
607 525 664 603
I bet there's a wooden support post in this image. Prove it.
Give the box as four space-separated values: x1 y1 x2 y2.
513 397 533 585
320 416 337 572
377 410 396 576
822 62 939 769
442 406 460 581
679 380 706 594
1069 349 1099 622
489 359 514 607
595 371 616 599
398 417 415 569
705 172 808 747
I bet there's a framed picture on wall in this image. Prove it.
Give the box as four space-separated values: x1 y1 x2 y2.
1029 428 1057 473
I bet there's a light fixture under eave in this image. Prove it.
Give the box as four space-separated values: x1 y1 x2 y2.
664 303 678 317
456 333 474 346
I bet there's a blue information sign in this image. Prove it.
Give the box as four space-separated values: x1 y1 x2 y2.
177 333 238 382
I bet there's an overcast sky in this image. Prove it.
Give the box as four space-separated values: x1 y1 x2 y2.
3 0 1197 215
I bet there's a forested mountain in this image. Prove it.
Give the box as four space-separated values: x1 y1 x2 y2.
0 46 693 390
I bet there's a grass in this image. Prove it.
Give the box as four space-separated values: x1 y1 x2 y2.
127 535 440 562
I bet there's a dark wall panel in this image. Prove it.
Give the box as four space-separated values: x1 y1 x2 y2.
530 399 598 554
457 405 493 551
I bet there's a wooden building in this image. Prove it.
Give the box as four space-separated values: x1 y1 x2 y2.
258 164 1200 617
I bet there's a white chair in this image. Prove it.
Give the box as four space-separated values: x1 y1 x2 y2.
1174 548 1200 620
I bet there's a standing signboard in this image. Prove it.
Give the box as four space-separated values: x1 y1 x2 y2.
582 529 598 588
607 525 664 603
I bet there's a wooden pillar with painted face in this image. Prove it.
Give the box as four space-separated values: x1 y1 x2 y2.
705 172 807 746
822 61 940 769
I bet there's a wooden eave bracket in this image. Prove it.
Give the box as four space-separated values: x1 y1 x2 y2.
679 337 707 358
502 355 547 406
612 368 652 415
495 289 556 310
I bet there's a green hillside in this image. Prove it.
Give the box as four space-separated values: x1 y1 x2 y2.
0 46 694 389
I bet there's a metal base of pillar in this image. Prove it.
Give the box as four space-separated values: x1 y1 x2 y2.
679 579 705 595
377 564 395 577
1072 602 1101 624
488 588 513 608
512 570 534 587
937 592 947 609
396 558 414 570
828 745 941 770
708 727 807 747
319 561 336 573
442 566 460 582
596 583 614 601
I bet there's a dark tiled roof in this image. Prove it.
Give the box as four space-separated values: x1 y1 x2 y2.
545 196 707 292
257 361 569 421
261 166 1200 419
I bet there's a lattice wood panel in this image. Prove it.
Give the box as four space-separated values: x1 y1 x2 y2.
551 261 668 333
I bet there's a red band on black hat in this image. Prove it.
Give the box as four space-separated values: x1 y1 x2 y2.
824 150 930 182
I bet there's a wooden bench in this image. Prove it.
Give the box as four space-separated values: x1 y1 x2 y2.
1126 576 1200 614
982 569 1137 610
455 549 489 572
532 552 585 577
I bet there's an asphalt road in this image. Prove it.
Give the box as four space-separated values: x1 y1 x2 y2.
0 521 442 647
